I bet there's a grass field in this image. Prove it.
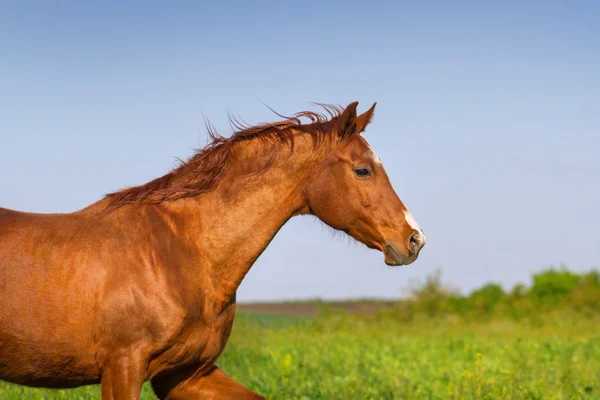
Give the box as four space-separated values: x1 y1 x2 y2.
1 308 599 399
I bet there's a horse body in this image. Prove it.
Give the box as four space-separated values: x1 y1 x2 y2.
0 199 243 389
0 102 426 399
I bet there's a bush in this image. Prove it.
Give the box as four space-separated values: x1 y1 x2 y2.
385 266 600 323
567 270 600 315
529 267 582 306
405 269 460 318
468 283 505 315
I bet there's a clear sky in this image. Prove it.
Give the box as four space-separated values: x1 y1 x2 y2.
1 1 599 302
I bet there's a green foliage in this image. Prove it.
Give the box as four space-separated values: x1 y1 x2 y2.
219 314 600 400
468 283 505 314
381 266 600 323
2 311 598 399
530 267 582 306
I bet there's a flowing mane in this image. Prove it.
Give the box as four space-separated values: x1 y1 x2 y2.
104 104 348 210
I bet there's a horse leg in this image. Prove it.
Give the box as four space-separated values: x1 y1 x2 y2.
151 364 266 400
100 352 146 400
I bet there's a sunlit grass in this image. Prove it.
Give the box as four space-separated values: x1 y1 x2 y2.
2 311 598 399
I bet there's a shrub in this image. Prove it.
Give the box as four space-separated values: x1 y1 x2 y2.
386 266 600 322
529 267 581 306
468 283 505 315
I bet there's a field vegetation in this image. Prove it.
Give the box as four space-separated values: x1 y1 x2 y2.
2 266 599 399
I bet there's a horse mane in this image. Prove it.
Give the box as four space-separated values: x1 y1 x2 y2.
103 103 348 210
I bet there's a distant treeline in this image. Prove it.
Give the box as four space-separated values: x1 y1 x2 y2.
375 266 600 322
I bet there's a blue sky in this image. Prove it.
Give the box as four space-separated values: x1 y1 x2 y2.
1 1 599 301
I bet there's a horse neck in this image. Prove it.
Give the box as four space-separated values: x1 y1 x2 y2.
170 134 321 300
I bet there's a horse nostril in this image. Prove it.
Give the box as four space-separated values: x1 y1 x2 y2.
410 234 418 246
408 231 424 255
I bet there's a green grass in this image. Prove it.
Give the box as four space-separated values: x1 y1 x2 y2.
1 311 599 399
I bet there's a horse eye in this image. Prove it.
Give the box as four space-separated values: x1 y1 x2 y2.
353 168 371 178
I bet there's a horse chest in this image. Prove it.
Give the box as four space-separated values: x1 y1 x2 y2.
148 301 236 376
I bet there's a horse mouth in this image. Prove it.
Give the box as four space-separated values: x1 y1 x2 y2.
384 244 404 266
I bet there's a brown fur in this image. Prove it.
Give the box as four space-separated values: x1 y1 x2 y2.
0 101 425 399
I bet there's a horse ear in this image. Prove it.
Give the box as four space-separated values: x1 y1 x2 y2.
356 102 377 134
337 101 359 137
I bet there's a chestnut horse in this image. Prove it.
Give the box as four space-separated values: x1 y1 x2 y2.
0 101 426 399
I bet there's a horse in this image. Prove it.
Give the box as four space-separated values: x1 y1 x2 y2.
0 101 426 399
